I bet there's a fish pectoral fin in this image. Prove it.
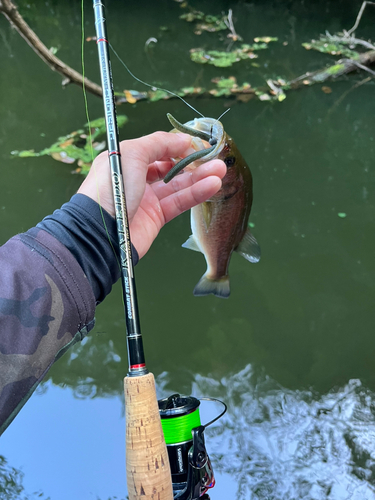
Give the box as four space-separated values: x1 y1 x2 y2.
236 228 261 263
182 235 201 253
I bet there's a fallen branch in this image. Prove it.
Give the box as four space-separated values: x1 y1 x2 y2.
288 49 375 88
325 32 375 51
0 0 102 98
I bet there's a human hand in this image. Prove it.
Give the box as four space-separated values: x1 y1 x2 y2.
77 131 226 258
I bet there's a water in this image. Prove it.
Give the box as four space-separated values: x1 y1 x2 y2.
1 0 375 498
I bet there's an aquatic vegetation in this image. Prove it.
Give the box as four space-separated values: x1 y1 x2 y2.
303 37 360 59
179 10 227 34
190 43 270 68
209 77 252 97
11 116 128 175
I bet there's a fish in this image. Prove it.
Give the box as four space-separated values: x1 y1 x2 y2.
165 114 260 298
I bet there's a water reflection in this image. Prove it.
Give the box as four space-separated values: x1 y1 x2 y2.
0 455 50 500
2 365 375 499
158 365 375 500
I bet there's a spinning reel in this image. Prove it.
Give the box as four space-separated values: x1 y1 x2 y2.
158 394 227 500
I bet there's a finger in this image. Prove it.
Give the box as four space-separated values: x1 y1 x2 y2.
160 176 222 224
119 132 192 220
146 160 175 183
120 131 192 167
152 159 226 200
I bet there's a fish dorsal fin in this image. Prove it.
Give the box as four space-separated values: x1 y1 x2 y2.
201 202 213 230
182 235 202 253
236 228 261 263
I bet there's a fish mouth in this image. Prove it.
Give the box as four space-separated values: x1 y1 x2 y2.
182 117 225 161
164 114 226 183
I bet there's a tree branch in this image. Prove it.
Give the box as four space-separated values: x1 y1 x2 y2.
346 1 375 37
0 0 102 98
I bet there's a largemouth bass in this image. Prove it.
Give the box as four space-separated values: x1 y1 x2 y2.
165 114 260 298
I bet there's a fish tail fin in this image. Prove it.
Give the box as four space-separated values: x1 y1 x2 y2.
193 274 230 299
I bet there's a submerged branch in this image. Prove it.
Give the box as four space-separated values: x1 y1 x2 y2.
0 0 102 98
325 32 375 51
328 76 372 115
289 49 375 88
114 49 375 107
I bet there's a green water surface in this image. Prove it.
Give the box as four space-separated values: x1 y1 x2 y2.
1 0 375 499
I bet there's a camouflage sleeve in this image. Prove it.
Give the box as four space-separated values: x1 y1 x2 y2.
0 194 139 435
0 227 96 434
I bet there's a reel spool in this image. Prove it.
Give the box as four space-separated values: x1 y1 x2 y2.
158 394 226 500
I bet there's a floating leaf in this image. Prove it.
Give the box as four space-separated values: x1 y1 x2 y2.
209 77 254 97
254 36 278 43
256 91 272 101
237 94 254 102
302 38 359 59
148 89 170 101
51 151 76 164
321 86 332 93
190 44 265 67
124 90 137 104
178 86 204 96
58 138 74 148
180 10 205 22
337 212 347 218
12 116 128 174
180 10 227 32
11 149 37 158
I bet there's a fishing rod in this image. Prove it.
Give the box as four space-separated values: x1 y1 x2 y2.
92 2 227 499
92 2 172 499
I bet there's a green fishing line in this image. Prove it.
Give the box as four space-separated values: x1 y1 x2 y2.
161 408 201 444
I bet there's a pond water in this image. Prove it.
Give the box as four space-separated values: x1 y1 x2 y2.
1 0 375 499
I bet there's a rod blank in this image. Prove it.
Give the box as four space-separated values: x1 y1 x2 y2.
92 2 173 499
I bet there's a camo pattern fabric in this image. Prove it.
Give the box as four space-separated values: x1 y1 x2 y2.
0 227 96 435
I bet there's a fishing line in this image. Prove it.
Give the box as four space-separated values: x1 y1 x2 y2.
161 406 201 444
160 397 227 443
214 107 231 124
108 42 205 118
158 394 227 486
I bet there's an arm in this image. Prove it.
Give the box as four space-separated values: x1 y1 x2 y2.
0 131 225 434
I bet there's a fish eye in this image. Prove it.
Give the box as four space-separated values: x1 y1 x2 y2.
224 156 235 167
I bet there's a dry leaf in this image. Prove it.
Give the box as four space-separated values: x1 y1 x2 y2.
51 151 75 164
321 86 332 94
237 94 254 103
124 90 137 104
59 138 74 148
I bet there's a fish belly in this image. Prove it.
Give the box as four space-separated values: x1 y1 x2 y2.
190 191 248 297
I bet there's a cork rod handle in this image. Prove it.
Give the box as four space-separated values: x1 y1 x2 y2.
125 373 174 500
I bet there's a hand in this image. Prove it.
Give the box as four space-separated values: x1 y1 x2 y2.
78 131 226 258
